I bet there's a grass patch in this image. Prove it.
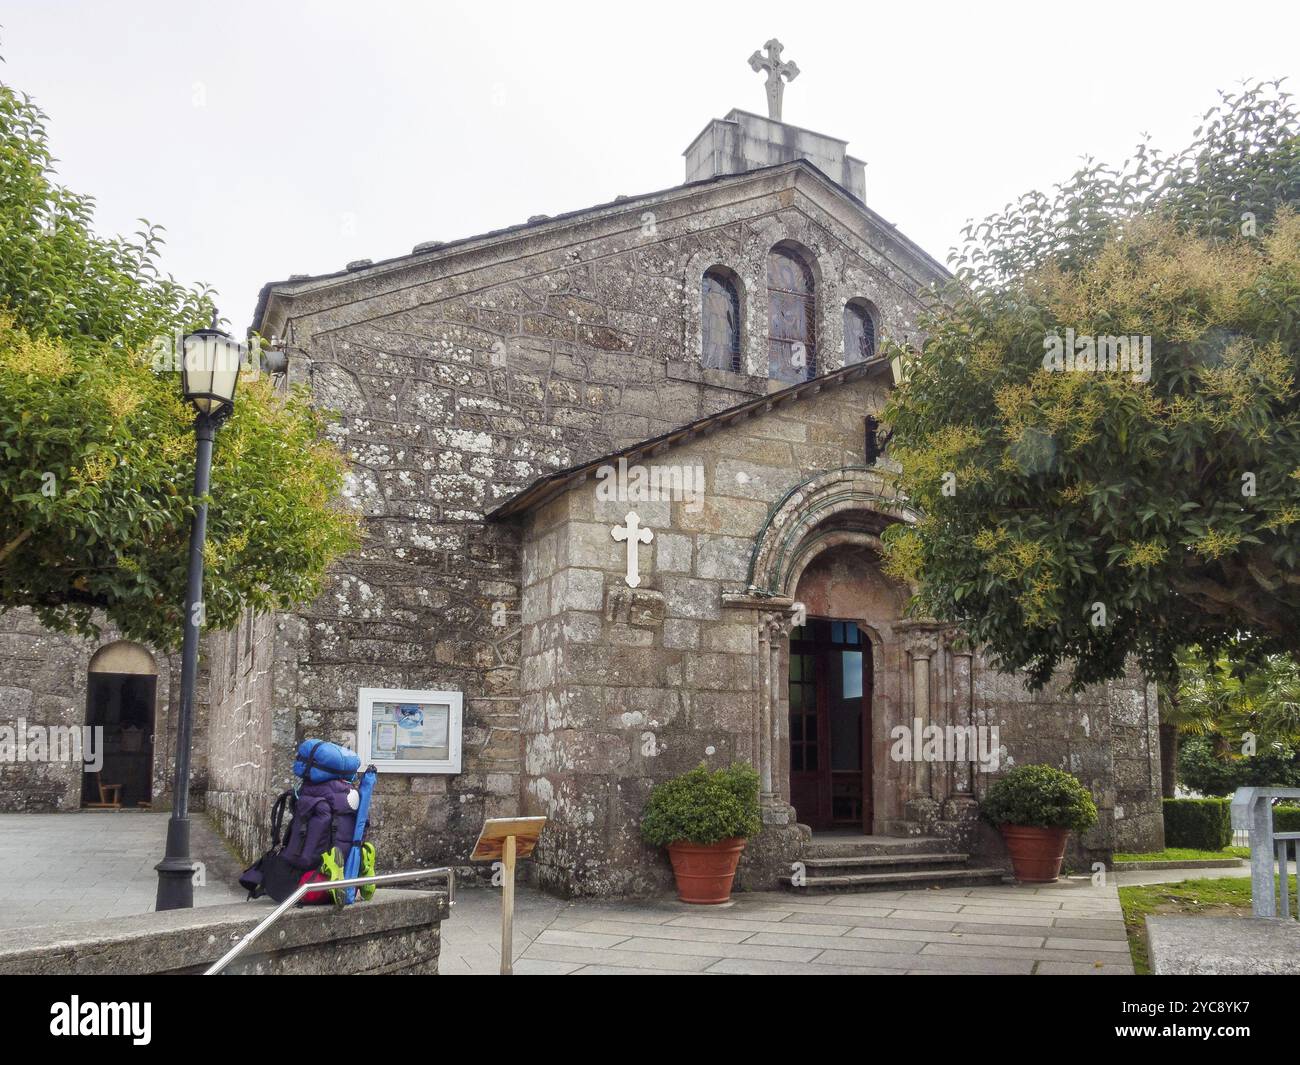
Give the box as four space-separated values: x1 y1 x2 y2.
1113 846 1248 863
1118 875 1297 974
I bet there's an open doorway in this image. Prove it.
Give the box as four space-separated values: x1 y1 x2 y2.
82 642 157 809
788 617 871 832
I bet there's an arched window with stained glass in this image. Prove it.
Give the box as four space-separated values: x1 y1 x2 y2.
701 267 742 372
767 244 817 383
844 299 878 365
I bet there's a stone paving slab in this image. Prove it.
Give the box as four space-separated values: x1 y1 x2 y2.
513 959 585 975
746 929 923 953
704 957 897 975
1035 960 1130 974
532 929 634 949
918 941 1132 967
1147 915 1300 974
1045 935 1130 952
1049 917 1129 933
575 918 751 943
609 934 825 963
846 925 1047 949
666 914 858 936
525 942 717 972
813 946 1036 974
888 907 1057 926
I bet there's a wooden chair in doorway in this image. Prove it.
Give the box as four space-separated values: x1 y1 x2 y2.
85 781 123 810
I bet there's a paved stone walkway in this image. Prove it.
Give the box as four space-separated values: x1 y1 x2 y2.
1 813 1251 974
0 812 245 929
442 877 1134 975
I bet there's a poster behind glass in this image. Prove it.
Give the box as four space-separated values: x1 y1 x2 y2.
369 699 451 762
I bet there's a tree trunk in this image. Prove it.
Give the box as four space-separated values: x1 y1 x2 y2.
1158 722 1179 798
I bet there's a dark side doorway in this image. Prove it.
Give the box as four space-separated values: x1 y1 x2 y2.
81 672 156 808
788 617 872 832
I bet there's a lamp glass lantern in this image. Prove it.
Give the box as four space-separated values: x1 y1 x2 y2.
181 327 243 415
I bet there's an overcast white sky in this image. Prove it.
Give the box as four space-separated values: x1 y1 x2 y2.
4 1 1298 334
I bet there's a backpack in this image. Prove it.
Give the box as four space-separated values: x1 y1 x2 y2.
238 741 371 904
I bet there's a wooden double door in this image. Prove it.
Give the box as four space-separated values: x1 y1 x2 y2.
788 617 872 832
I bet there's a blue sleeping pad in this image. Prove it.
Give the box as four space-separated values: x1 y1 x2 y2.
292 739 361 783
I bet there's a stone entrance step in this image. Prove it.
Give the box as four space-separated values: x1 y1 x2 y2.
783 834 1007 893
781 866 1008 893
802 834 959 860
802 851 970 871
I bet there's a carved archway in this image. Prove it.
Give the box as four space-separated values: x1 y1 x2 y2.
727 468 918 827
746 466 918 597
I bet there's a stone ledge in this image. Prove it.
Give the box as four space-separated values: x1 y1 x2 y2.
1147 915 1300 974
0 888 450 975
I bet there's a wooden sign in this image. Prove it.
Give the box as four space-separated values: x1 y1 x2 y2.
470 816 547 976
470 816 547 862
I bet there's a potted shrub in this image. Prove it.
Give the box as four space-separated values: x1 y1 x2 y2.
641 761 762 904
981 764 1099 882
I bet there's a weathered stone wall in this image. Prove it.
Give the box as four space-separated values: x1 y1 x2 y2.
227 161 944 872
0 611 88 811
0 609 208 813
205 610 301 860
903 646 1162 871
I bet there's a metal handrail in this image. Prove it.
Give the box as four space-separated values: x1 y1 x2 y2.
1232 787 1300 920
204 867 455 975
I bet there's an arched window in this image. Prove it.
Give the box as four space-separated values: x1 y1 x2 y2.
701 267 741 372
844 300 877 364
767 245 816 383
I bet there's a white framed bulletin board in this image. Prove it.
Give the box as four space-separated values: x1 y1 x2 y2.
357 687 463 774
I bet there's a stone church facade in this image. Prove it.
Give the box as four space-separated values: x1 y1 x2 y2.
0 103 1163 894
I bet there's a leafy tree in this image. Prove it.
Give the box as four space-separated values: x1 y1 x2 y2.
0 73 360 649
883 81 1300 692
1176 648 1300 745
1178 735 1300 796
1163 647 1300 794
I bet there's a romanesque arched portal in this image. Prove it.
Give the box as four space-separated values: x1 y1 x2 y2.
731 467 961 838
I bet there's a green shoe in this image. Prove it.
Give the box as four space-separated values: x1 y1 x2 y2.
359 842 377 901
319 847 346 906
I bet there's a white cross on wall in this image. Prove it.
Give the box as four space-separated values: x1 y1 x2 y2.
611 511 654 588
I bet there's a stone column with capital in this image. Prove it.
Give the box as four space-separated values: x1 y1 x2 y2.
942 630 981 836
725 593 809 891
896 622 944 831
758 606 799 819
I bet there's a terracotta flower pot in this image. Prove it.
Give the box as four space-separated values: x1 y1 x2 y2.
999 823 1071 883
666 837 747 904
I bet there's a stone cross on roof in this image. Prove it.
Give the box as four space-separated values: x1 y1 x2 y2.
748 39 800 122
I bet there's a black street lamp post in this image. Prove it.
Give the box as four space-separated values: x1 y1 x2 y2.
155 315 242 911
